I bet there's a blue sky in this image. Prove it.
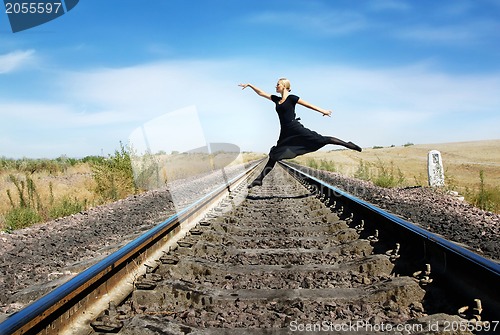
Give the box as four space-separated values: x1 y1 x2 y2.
1 0 499 158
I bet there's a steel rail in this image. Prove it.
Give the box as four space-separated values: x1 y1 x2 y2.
0 161 262 335
280 161 500 321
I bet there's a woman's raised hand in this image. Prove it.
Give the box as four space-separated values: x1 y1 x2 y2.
238 83 250 89
323 110 332 117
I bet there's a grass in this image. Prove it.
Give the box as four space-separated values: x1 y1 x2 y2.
467 170 500 213
0 146 265 231
92 143 137 202
352 158 406 188
0 146 134 231
2 173 88 232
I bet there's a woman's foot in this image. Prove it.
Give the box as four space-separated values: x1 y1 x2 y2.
247 179 262 188
347 141 362 152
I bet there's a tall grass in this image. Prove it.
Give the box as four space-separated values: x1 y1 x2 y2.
305 158 337 172
352 159 406 188
303 157 500 213
1 145 261 232
1 143 138 232
0 155 79 175
3 174 87 232
466 170 499 213
4 174 43 231
91 142 137 202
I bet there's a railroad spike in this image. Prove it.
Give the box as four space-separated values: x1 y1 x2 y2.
413 264 433 286
367 229 379 243
458 299 486 324
386 243 400 262
355 220 364 233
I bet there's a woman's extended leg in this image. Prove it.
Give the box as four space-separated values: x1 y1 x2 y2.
248 157 277 188
327 137 362 152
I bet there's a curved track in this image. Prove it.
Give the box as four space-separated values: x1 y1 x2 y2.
0 161 499 335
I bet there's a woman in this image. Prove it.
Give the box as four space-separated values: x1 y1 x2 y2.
239 78 361 188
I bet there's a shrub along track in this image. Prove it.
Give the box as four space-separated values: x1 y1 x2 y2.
88 164 497 335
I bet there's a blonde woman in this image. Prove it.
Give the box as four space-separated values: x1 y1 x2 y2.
239 78 361 188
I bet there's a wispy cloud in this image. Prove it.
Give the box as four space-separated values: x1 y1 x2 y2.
247 9 367 36
391 1 500 46
1 57 499 158
0 50 36 74
393 22 495 45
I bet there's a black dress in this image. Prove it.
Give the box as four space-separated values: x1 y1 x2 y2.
269 94 330 161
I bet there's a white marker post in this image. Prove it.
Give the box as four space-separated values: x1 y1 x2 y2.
427 150 445 187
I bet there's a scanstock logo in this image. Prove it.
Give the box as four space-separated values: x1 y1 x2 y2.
3 0 79 33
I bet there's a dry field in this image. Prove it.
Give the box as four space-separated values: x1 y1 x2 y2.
0 152 265 229
0 164 96 225
292 139 500 194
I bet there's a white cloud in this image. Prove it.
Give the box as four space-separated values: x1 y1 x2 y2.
0 50 36 74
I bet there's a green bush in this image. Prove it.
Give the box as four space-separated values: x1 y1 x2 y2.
306 158 318 169
318 159 336 172
91 142 137 202
468 170 500 213
303 158 336 172
4 174 44 231
0 156 76 174
48 196 86 219
372 160 406 188
4 207 41 232
354 159 371 181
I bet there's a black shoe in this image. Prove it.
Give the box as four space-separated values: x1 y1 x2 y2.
247 179 262 188
347 141 362 152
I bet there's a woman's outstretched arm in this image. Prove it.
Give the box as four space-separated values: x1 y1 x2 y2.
238 83 272 100
297 98 332 117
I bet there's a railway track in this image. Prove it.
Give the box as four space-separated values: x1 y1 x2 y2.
0 161 499 335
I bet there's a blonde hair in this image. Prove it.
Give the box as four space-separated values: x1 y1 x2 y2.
278 78 291 92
